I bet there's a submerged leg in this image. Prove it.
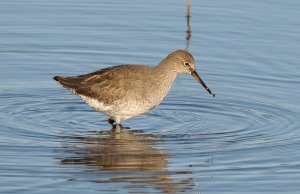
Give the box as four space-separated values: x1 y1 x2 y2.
111 116 129 131
112 117 122 132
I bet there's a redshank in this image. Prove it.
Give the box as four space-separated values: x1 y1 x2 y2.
54 50 215 126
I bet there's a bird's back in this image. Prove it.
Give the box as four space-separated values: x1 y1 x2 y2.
54 64 157 107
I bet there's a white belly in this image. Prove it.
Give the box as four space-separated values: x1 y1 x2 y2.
79 95 156 120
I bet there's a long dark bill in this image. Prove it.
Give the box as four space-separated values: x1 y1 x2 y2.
191 70 215 97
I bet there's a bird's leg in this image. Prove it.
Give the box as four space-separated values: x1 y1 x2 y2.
107 117 115 124
115 117 122 129
115 117 121 125
108 116 123 131
113 124 121 132
111 117 122 132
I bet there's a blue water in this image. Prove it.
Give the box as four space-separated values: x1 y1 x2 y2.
1 0 300 193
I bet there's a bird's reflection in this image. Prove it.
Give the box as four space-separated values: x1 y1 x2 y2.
60 127 193 193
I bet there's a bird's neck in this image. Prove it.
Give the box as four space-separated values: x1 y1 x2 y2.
152 60 178 97
154 58 178 76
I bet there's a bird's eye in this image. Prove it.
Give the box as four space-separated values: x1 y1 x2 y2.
184 62 190 66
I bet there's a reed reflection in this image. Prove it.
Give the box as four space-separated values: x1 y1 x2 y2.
60 128 193 193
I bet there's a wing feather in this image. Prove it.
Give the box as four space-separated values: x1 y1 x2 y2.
54 65 151 104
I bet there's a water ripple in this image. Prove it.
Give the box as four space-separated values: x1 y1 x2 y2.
1 88 299 153
146 94 300 152
0 83 299 193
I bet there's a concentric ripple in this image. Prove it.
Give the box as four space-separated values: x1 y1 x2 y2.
1 84 300 193
1 87 299 152
139 93 300 152
0 88 101 147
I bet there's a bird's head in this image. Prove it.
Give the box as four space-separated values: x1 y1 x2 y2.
162 50 215 97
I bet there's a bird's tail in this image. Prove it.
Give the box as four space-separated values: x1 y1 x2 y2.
53 76 81 90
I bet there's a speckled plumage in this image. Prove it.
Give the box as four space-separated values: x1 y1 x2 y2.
54 50 214 125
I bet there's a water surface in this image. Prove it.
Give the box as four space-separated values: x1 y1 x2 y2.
1 0 300 193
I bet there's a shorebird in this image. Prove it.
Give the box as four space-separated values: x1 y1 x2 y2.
54 50 215 127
